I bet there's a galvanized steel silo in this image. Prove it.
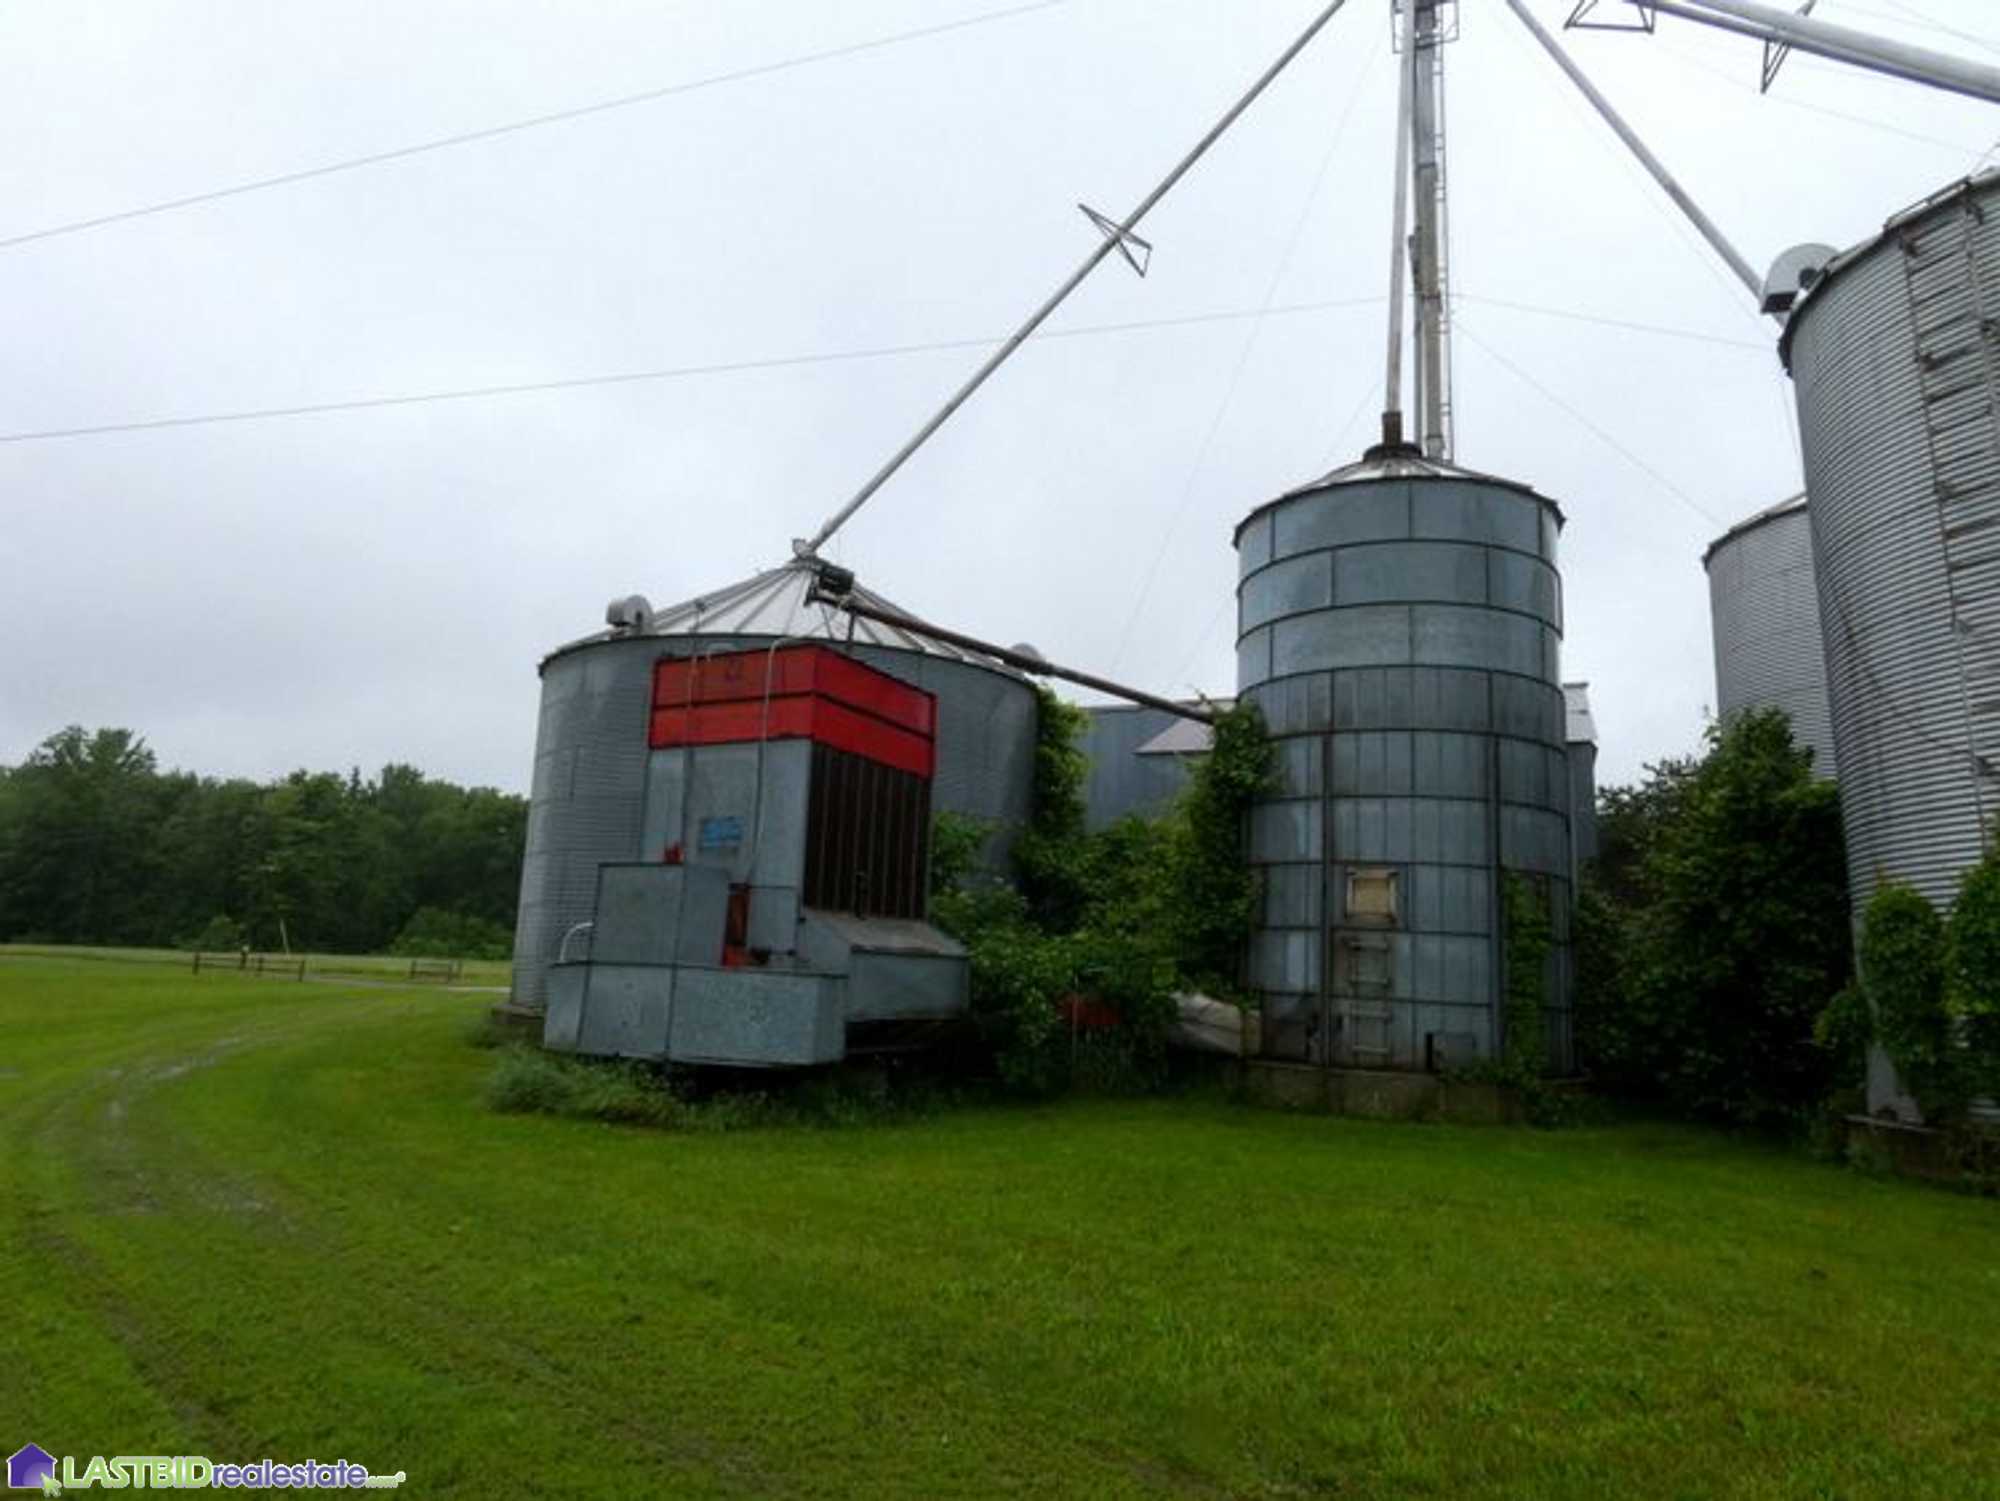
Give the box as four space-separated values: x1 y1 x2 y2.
1703 495 1838 779
1234 450 1572 1073
1782 171 2000 916
508 562 1038 1014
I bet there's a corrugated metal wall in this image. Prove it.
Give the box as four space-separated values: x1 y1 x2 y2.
1567 740 1598 872
1788 176 2000 920
508 634 1036 1011
1081 705 1200 830
1705 500 1838 779
1234 468 1573 1073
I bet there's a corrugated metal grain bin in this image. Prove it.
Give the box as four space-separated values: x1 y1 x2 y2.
508 562 1037 1014
1781 172 2000 920
1234 449 1573 1074
1703 494 1837 779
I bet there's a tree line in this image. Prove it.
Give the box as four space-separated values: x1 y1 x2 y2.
0 727 526 958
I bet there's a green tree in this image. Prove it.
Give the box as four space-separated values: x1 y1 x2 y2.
0 727 528 957
0 727 161 942
1575 710 1851 1124
1859 882 1956 1114
1944 846 2000 1100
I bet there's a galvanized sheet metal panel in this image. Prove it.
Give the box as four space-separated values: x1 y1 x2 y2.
667 968 846 1067
1081 705 1203 830
1705 499 1838 779
509 633 1034 1014
1789 176 2000 919
1237 470 1572 1073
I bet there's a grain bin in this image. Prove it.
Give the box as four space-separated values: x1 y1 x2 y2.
1703 494 1837 779
507 560 1037 1016
1780 171 2000 918
1234 448 1572 1073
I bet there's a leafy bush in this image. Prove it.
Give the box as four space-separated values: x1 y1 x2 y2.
928 811 994 899
390 906 512 961
1502 874 1553 1073
1946 849 2000 1018
1170 701 1275 995
1813 984 1873 1093
488 1048 687 1126
1010 689 1094 933
1574 709 1851 1125
1859 882 1958 1115
1946 848 2000 1100
933 696 1271 1095
486 1046 958 1130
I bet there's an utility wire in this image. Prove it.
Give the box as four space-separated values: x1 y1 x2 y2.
0 297 1381 446
1849 0 2000 60
1167 370 1381 693
1487 10 1764 330
1455 293 1772 351
0 289 1777 448
0 0 1065 253
1108 41 1379 674
1656 36 1988 156
1454 315 1726 529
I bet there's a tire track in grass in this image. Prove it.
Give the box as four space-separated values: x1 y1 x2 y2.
23 992 782 1497
0 980 344 1451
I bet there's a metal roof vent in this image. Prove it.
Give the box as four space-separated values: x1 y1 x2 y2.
1761 243 1837 315
605 594 653 635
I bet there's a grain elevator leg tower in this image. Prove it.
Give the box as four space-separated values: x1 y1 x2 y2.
538 643 971 1068
1234 450 1573 1074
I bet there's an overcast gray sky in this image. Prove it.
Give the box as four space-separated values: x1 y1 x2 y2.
5 0 1998 792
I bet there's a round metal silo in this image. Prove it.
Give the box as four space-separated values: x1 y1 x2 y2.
1781 171 2000 915
1703 494 1837 779
1234 450 1572 1073
507 562 1037 1013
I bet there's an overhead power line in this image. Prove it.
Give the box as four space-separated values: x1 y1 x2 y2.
0 0 1066 253
1109 39 1381 675
0 291 1778 448
0 298 1379 446
1456 293 1772 350
1455 315 1727 529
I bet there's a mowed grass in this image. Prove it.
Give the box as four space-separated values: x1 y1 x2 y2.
2 957 1996 1499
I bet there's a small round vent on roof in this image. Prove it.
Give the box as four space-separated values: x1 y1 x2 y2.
1762 243 1837 316
605 594 653 634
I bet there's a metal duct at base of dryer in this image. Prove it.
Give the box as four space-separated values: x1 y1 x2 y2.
538 645 969 1069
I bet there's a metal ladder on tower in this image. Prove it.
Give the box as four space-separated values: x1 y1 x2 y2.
1428 28 1455 460
1898 201 2000 820
1336 933 1396 1065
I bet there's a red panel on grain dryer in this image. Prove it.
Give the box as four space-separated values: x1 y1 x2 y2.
648 647 936 778
652 646 935 738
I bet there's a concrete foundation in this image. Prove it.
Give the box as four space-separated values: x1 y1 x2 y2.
1227 1059 1518 1124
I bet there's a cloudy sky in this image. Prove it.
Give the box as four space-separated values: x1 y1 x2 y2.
5 0 1997 792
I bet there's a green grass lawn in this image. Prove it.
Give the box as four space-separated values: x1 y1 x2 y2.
2 955 1995 1499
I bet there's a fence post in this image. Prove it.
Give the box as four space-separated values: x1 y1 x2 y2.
193 952 202 974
